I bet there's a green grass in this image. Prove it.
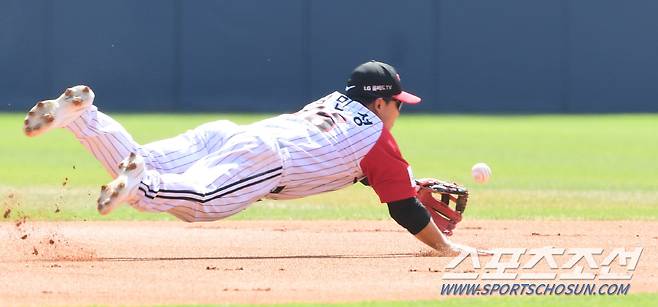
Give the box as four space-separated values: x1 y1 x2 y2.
1 113 657 221
149 292 658 306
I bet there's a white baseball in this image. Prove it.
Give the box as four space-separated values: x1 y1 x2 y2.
471 162 492 184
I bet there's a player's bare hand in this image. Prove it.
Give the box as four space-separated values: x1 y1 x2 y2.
445 242 493 257
431 245 461 257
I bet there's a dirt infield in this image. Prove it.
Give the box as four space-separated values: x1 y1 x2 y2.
1 220 656 306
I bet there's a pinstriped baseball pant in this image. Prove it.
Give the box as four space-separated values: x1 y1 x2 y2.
66 106 283 222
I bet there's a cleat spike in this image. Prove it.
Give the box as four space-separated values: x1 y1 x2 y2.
82 86 90 93
95 151 142 215
23 86 94 138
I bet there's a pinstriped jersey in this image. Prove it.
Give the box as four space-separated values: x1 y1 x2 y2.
249 92 417 203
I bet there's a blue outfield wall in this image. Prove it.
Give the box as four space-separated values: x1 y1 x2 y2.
1 0 657 113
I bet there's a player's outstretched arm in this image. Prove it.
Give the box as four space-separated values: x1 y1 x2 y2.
413 219 469 256
387 197 476 256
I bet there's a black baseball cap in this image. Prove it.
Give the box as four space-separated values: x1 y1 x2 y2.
346 60 421 104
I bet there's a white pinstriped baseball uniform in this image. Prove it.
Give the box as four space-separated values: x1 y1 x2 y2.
66 92 417 222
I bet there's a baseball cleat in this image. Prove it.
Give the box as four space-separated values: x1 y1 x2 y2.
23 85 95 137
96 152 145 215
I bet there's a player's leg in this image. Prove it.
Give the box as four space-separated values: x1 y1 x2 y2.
23 85 94 137
65 105 142 178
25 85 143 177
140 119 241 174
24 85 239 177
97 136 284 222
66 107 240 178
23 85 133 177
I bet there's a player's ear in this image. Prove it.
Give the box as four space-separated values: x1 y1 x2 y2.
374 98 385 111
366 98 385 115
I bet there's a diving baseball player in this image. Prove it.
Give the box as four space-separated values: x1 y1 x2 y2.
23 61 478 256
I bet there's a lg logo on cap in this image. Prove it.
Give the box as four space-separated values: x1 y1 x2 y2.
364 85 393 92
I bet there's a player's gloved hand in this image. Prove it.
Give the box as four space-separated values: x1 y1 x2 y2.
415 178 469 236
